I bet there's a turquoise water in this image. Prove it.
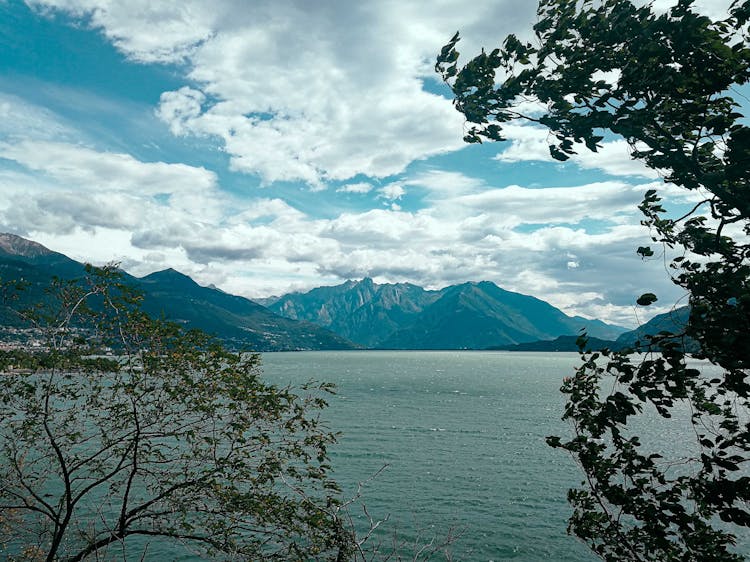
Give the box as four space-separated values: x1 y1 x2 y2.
261 351 595 561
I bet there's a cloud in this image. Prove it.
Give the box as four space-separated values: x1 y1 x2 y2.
0 140 217 196
3 156 679 327
648 0 735 19
573 140 660 178
405 170 485 197
27 0 216 63
27 0 542 186
378 183 406 201
495 124 659 178
157 87 206 135
0 93 76 141
336 182 373 194
443 181 652 226
7 0 711 326
0 133 679 327
0 138 228 257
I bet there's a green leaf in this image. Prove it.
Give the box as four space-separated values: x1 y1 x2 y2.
637 246 654 258
636 293 658 306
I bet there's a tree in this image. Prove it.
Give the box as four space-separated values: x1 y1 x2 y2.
0 265 354 561
437 0 750 560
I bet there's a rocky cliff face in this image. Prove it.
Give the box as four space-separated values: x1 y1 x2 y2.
0 233 54 258
268 278 440 347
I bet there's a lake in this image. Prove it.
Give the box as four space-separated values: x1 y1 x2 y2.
261 350 594 561
5 350 746 560
261 350 750 561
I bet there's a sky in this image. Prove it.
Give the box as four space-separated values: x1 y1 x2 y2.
0 0 739 327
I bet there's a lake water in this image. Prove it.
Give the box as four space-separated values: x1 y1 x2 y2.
261 351 594 561
6 350 747 560
261 350 750 561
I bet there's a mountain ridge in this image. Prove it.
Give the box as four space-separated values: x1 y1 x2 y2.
0 233 54 258
0 234 356 351
266 277 627 349
0 233 653 352
492 306 696 352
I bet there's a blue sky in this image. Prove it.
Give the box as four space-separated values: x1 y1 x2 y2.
0 0 738 326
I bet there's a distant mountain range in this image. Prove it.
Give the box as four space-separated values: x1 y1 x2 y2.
0 234 354 351
1 233 685 352
613 305 694 350
493 306 694 352
263 277 627 349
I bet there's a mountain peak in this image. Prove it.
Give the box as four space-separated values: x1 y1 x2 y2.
141 268 198 286
0 233 54 258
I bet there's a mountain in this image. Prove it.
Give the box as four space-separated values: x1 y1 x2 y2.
0 233 630 351
0 233 55 258
136 268 354 350
267 278 627 349
490 334 616 352
0 233 88 279
614 306 699 352
0 234 90 325
269 277 440 347
0 234 355 351
492 306 698 353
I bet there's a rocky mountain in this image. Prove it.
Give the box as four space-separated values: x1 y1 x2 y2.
0 234 88 325
268 277 440 347
0 234 355 351
0 233 55 258
0 233 88 279
266 278 627 349
0 233 633 352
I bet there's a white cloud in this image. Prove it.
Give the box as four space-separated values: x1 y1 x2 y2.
379 183 406 201
493 124 552 162
0 138 229 262
0 136 678 326
0 93 76 141
574 140 659 178
157 87 206 135
444 181 652 226
27 0 216 63
6 0 712 326
648 0 735 19
27 0 542 186
495 124 659 178
336 182 373 194
0 140 217 196
2 155 680 326
405 170 485 197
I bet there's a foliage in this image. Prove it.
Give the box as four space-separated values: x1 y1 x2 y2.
437 0 750 559
0 265 354 561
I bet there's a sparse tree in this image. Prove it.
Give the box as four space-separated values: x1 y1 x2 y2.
0 265 353 561
437 0 750 559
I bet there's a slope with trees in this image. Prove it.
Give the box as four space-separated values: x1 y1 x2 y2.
438 0 750 559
